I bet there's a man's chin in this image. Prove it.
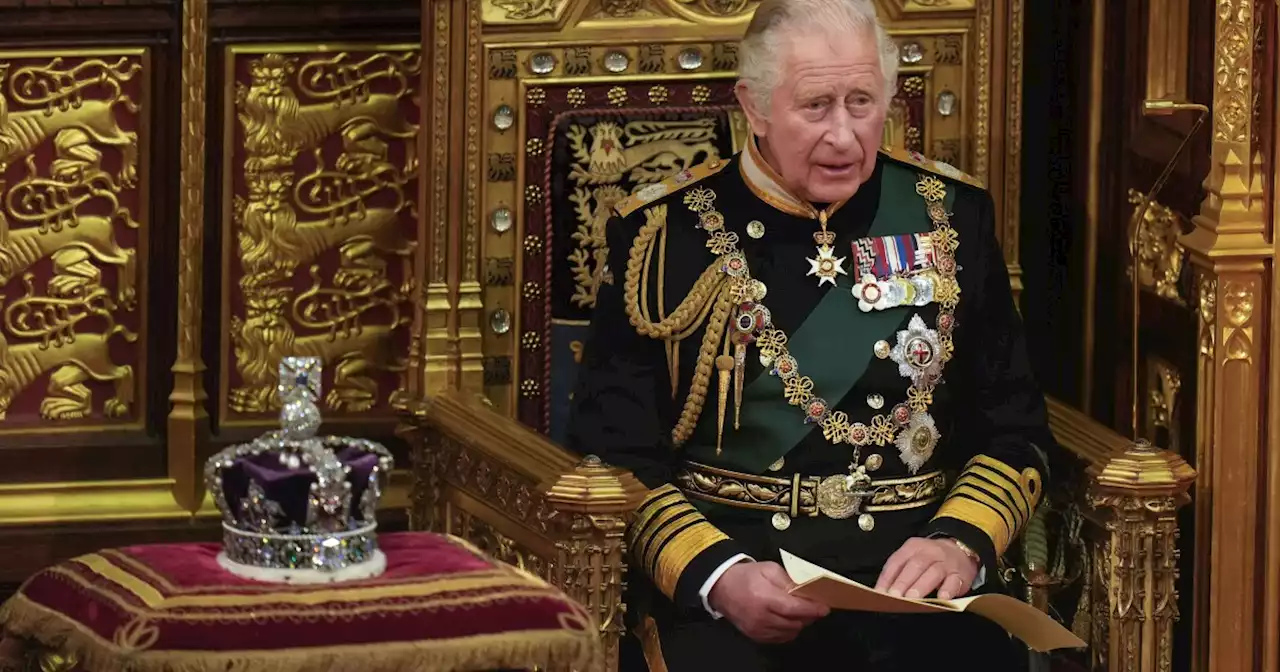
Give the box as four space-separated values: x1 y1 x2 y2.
801 179 862 204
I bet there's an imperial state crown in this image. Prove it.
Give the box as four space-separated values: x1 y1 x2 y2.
204 357 394 583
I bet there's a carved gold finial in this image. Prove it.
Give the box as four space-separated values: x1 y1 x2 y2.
1088 439 1195 493
543 456 647 512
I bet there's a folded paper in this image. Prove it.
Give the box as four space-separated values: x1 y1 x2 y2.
780 550 1086 653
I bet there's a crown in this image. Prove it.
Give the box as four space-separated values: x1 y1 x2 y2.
204 357 394 584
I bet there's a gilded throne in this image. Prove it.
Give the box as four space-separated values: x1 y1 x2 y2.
401 2 1195 672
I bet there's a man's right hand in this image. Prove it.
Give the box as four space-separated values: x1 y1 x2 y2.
706 560 830 643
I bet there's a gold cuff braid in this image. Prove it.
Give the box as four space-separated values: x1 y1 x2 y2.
628 484 730 600
931 455 1042 556
623 204 734 447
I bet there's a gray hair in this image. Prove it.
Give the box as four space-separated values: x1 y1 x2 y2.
737 0 899 114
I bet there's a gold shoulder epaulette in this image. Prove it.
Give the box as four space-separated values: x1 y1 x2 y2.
878 145 984 189
613 158 729 218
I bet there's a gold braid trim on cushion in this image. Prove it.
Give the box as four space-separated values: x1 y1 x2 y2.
623 204 734 447
0 594 604 672
931 454 1043 556
627 484 730 600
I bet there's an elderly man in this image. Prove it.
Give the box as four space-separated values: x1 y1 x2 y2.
567 0 1053 669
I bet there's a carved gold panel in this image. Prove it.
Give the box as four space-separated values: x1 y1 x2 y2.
485 0 981 26
485 0 573 25
479 29 973 435
219 44 421 426
898 0 977 11
0 48 150 434
1127 189 1187 306
1145 355 1181 453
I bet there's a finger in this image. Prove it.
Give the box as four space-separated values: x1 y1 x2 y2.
888 557 935 597
767 593 830 621
905 564 948 599
875 546 913 592
936 573 969 601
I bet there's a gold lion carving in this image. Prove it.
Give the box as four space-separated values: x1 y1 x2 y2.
2 127 139 307
0 55 143 425
229 50 420 416
0 58 141 188
0 252 135 421
236 53 420 174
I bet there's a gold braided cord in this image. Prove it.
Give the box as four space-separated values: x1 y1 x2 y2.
671 282 733 446
639 217 657 324
624 206 727 340
657 221 679 399
622 204 736 447
672 284 723 341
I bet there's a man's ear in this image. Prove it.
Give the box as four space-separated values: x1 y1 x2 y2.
734 81 768 139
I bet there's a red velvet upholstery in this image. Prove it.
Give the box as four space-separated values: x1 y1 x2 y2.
0 532 601 672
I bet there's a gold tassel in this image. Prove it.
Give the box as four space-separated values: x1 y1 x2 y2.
733 343 745 430
714 355 734 455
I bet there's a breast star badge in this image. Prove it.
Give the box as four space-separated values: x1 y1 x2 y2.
806 246 847 287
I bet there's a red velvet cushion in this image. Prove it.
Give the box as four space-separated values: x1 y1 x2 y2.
0 532 601 672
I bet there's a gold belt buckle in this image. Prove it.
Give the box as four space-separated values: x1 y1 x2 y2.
816 474 869 519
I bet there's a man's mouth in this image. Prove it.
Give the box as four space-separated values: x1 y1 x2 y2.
817 163 855 177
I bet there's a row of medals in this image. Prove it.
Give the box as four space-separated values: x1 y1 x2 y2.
682 175 961 533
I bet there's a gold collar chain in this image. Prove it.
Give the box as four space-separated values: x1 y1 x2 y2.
680 173 962 529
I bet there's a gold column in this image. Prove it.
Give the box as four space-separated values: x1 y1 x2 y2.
1088 440 1196 672
456 0 485 393
1001 0 1025 300
1180 2 1270 671
168 0 210 512
419 0 457 396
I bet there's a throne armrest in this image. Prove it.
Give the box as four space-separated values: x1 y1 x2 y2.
400 390 647 672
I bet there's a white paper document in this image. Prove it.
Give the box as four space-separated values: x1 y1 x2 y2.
780 549 1086 652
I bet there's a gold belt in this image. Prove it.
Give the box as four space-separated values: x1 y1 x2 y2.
675 461 947 521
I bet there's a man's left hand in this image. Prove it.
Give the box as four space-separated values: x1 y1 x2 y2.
874 537 980 600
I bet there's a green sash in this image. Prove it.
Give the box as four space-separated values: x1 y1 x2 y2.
685 163 954 473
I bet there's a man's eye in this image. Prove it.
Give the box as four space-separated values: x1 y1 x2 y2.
806 100 826 110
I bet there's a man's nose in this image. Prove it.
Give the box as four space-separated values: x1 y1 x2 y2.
825 109 856 151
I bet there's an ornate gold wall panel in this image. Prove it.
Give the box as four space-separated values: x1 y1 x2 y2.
463 0 1007 435
0 49 149 433
219 44 422 428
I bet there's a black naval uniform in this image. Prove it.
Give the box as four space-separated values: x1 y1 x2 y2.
566 139 1054 671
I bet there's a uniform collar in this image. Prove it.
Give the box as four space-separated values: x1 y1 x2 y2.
739 135 847 221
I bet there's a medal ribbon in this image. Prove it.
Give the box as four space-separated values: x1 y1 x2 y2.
853 232 935 279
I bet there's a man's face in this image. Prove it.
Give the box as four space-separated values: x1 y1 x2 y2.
740 30 887 203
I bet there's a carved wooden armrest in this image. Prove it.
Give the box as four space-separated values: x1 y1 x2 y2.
400 390 647 672
1028 399 1197 671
